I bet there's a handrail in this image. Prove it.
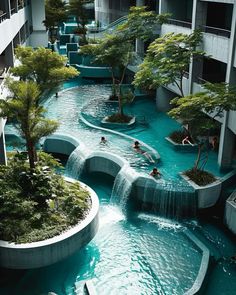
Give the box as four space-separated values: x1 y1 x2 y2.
197 77 208 85
0 12 7 23
201 25 231 38
167 18 192 29
10 7 16 15
96 15 128 32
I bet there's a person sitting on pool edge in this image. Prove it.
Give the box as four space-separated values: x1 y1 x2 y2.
182 135 194 146
150 167 162 178
133 141 155 163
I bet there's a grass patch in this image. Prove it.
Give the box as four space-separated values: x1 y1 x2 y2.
184 168 216 186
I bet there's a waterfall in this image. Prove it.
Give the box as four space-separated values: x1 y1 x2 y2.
66 145 90 179
111 166 139 209
141 179 197 220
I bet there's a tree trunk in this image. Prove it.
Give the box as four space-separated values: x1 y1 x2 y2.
194 144 203 170
26 139 36 169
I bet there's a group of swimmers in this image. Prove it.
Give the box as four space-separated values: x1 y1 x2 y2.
100 137 162 179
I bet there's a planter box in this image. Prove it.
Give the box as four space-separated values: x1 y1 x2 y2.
180 173 222 209
101 116 136 128
225 192 236 235
0 178 99 269
165 136 198 152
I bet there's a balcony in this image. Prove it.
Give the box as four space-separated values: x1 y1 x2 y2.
167 18 192 29
0 11 7 23
201 25 231 38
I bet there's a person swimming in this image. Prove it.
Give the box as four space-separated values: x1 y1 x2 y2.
133 141 155 163
100 136 107 144
150 167 162 178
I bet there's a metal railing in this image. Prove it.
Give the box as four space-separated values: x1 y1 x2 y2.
197 77 208 85
201 25 231 38
0 12 7 23
167 18 192 29
10 7 16 15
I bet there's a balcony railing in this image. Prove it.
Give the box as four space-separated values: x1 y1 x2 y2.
196 77 210 85
0 12 7 23
10 7 16 15
201 25 231 38
167 18 192 29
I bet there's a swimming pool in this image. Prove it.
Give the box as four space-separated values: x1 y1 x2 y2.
2 82 236 295
1 172 235 295
43 84 225 181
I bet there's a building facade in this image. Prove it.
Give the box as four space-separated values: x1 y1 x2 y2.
95 0 236 169
0 0 47 164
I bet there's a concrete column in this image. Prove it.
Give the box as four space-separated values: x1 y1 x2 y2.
5 42 14 67
189 0 207 94
135 0 145 56
136 0 145 6
156 87 175 112
0 128 7 165
218 2 236 169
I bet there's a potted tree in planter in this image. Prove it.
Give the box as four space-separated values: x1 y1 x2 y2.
79 6 168 124
0 45 94 244
80 34 135 123
168 82 236 186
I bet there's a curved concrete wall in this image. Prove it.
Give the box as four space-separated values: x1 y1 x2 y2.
225 191 236 234
43 133 80 156
85 151 127 177
0 179 99 269
181 173 222 209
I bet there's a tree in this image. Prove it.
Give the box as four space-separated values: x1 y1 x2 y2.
68 0 93 44
80 34 134 117
133 30 205 97
118 6 169 43
79 6 168 118
43 0 68 40
10 46 78 96
0 81 59 169
168 82 236 172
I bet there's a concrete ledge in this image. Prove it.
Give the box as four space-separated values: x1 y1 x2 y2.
79 111 160 161
180 173 222 209
165 137 198 152
74 64 112 78
85 151 127 177
101 116 136 128
43 133 80 156
225 191 236 235
184 230 210 295
0 178 99 269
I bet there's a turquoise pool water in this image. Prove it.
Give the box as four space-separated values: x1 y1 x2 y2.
1 172 235 295
44 84 225 180
2 82 236 295
0 173 202 295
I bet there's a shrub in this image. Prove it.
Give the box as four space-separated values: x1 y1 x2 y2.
169 130 187 144
106 113 133 123
0 152 91 243
184 168 216 186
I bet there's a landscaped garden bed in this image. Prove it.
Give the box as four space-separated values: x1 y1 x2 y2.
0 152 91 244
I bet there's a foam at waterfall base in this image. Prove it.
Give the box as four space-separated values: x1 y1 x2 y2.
137 213 186 231
99 205 125 228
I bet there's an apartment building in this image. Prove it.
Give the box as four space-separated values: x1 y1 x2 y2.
95 0 236 170
0 0 47 164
